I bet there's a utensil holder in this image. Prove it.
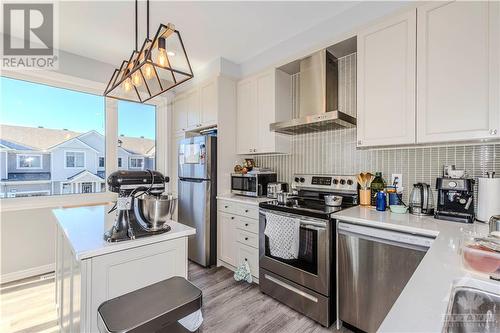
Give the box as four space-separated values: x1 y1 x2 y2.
360 189 371 206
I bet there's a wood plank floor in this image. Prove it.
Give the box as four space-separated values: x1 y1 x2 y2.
0 264 350 333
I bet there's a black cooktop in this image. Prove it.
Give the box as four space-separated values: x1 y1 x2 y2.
259 196 354 220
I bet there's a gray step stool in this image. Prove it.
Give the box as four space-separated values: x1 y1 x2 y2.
97 276 202 333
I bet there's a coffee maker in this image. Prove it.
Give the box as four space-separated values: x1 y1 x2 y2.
105 170 173 242
434 177 475 223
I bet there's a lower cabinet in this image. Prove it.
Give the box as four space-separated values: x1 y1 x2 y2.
217 199 260 283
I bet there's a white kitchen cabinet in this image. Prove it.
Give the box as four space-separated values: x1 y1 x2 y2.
356 10 417 147
172 96 188 134
200 79 218 126
217 199 260 282
416 1 500 143
236 69 292 154
186 89 201 130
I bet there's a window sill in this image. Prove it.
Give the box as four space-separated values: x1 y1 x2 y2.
0 192 117 212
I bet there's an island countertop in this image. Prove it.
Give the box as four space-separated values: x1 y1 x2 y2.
53 204 196 261
333 206 493 333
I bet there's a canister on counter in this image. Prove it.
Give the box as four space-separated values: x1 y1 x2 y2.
376 191 387 211
386 186 399 206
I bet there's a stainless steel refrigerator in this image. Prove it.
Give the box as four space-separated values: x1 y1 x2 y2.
178 135 217 267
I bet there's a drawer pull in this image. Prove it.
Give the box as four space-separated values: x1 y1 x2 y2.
245 223 249 227
231 217 235 220
224 205 228 208
245 237 248 241
244 258 248 261
245 209 249 213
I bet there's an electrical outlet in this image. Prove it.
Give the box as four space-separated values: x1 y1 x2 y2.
391 174 403 190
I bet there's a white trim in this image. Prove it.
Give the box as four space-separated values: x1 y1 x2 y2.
0 180 51 185
0 263 55 284
67 170 104 183
16 154 43 170
64 150 86 169
129 156 145 169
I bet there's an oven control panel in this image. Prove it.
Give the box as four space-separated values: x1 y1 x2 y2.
293 174 357 192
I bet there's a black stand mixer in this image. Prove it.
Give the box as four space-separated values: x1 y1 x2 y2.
105 170 175 242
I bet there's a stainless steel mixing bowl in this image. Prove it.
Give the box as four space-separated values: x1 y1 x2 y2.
137 194 176 230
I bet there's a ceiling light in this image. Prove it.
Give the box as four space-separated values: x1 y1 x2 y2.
104 0 193 103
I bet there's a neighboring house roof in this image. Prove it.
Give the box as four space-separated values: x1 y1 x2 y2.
67 170 104 181
0 125 154 155
0 138 34 151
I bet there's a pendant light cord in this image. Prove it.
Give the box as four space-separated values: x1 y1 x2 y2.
147 0 150 39
135 0 138 51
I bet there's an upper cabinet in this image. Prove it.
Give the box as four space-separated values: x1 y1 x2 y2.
236 69 292 154
357 10 417 147
416 1 500 143
172 78 220 133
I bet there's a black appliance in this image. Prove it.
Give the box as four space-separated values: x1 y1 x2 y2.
231 172 277 197
258 174 358 327
435 177 475 223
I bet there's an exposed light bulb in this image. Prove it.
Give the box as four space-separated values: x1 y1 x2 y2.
123 78 133 92
143 63 154 79
132 71 142 86
158 48 168 67
167 51 176 57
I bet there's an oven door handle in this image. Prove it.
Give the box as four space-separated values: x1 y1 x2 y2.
260 209 328 229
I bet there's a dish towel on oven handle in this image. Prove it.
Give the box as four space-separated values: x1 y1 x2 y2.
264 212 301 259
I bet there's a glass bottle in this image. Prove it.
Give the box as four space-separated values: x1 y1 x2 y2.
370 172 386 206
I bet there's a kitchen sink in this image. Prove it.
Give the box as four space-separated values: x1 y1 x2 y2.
443 283 500 333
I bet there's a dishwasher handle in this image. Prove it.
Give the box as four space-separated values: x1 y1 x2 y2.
338 222 434 251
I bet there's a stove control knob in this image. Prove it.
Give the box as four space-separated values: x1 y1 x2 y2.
340 179 346 185
294 177 300 183
347 179 353 186
333 179 339 185
300 177 305 183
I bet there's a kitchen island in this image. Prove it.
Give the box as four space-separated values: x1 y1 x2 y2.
334 206 493 333
53 204 196 333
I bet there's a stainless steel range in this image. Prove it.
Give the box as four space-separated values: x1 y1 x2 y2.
258 174 358 327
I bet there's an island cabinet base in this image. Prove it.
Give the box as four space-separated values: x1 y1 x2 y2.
55 225 188 333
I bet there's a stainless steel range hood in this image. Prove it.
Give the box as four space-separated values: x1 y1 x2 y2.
270 49 356 135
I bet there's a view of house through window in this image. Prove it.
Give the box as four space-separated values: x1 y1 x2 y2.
0 77 156 198
117 100 156 172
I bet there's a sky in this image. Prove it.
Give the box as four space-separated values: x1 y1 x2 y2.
0 76 156 140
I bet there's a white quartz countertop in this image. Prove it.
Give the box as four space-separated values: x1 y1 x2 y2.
53 204 196 261
216 193 271 206
333 206 492 333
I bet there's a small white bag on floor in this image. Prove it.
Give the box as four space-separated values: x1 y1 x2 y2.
178 309 203 332
233 260 253 283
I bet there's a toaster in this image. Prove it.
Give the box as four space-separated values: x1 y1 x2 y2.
267 182 289 199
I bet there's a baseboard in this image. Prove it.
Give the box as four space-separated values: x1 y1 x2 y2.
0 264 55 284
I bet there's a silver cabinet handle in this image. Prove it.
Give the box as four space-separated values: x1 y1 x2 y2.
357 140 362 145
490 129 498 135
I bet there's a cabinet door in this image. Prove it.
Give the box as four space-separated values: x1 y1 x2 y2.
236 79 258 154
218 212 237 266
200 80 218 126
256 71 276 153
357 10 417 147
186 89 201 130
173 97 188 133
417 1 500 143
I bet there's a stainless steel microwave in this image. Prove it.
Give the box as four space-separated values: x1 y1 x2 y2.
231 172 277 197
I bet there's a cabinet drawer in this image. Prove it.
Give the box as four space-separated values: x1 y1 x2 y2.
237 229 258 249
217 200 239 215
235 205 259 219
237 243 259 278
235 216 259 234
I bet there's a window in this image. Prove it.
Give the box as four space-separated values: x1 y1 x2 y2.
17 154 42 169
130 157 144 169
118 101 156 170
65 151 85 168
0 77 105 197
118 157 123 168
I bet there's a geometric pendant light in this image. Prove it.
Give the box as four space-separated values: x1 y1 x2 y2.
104 0 193 103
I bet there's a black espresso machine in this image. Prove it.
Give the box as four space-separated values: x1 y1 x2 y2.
434 177 475 223
105 170 174 242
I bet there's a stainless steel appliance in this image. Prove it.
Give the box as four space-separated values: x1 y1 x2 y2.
259 174 358 327
105 170 172 242
178 135 217 267
408 182 435 216
337 222 434 333
267 182 289 199
435 177 475 223
269 50 356 135
231 172 277 197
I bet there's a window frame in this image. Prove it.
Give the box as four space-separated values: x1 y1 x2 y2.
118 157 123 168
0 70 167 212
129 156 144 169
16 154 43 169
98 156 105 168
64 151 86 169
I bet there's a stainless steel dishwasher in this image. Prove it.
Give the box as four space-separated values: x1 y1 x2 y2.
337 221 434 333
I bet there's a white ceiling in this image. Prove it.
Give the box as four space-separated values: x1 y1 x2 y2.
55 1 358 71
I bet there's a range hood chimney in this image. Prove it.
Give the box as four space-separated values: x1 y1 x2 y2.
270 49 356 135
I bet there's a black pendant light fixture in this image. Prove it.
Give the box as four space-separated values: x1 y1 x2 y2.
104 0 193 103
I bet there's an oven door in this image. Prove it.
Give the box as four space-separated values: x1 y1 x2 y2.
231 175 258 196
259 209 330 296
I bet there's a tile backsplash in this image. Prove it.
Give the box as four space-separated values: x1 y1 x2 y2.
252 53 500 206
